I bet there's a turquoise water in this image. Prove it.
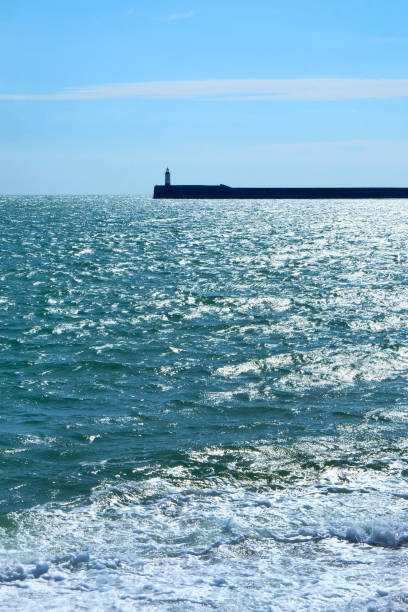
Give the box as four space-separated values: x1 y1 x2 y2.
1 195 408 610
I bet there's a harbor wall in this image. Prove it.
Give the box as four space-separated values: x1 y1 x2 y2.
153 185 408 199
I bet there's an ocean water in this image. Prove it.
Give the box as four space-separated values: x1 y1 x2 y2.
1 195 408 611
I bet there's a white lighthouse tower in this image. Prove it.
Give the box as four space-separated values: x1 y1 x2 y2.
165 167 171 187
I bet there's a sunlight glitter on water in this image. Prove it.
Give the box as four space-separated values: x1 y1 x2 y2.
0 196 408 610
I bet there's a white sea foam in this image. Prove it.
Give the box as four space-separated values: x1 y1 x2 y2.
2 466 408 611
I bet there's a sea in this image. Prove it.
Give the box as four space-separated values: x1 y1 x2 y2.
1 195 408 611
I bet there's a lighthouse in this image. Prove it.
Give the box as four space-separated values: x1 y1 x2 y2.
165 168 171 186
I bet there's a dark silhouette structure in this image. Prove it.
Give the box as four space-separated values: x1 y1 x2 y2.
154 169 408 199
154 184 408 199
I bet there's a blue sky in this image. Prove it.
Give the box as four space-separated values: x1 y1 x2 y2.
1 0 408 193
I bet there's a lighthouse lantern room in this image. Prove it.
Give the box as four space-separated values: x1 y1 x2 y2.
165 168 171 186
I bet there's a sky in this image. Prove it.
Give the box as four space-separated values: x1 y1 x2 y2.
1 0 408 194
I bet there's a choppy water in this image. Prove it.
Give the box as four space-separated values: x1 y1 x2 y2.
1 195 408 611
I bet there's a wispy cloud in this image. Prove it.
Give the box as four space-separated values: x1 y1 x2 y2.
2 79 408 101
250 139 408 156
165 10 194 21
251 139 408 150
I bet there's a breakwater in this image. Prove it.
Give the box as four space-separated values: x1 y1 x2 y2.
154 184 408 199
